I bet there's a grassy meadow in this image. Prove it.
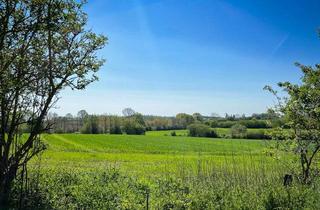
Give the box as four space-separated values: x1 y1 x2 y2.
16 132 320 209
40 133 271 176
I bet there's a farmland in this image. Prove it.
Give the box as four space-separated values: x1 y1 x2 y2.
14 133 317 209
40 133 270 176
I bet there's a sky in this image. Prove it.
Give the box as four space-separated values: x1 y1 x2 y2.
56 0 320 117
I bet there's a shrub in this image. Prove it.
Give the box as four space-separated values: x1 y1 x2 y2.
187 124 218 138
171 131 177 136
239 119 271 129
122 121 146 135
230 124 247 138
246 130 271 139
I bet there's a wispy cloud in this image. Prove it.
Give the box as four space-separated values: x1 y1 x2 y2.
271 34 289 56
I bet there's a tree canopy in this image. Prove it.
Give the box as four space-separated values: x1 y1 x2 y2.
0 0 106 204
265 62 320 184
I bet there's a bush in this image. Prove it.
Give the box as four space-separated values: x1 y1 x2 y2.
246 130 271 140
122 121 146 135
208 119 271 129
239 119 271 129
187 124 218 138
171 131 177 136
230 124 247 138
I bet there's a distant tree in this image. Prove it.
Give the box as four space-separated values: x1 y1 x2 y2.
65 113 73 119
230 124 247 139
122 108 136 117
187 123 217 138
176 113 194 128
77 110 88 132
109 116 122 134
77 110 89 120
225 113 236 121
81 115 100 134
131 113 145 125
192 113 203 122
265 62 320 184
121 113 146 135
0 0 106 204
122 121 145 135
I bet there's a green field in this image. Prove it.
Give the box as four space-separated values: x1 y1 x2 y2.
22 133 318 209
41 134 271 176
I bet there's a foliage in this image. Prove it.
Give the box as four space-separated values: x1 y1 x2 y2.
122 121 146 135
192 113 204 122
187 124 218 138
122 113 146 135
265 62 320 184
209 119 272 129
230 124 247 139
246 130 271 140
0 0 106 204
80 115 100 134
176 113 195 128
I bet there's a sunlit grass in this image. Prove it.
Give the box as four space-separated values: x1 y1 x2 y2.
37 134 280 178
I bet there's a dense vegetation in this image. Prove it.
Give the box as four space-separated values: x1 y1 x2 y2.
47 109 278 140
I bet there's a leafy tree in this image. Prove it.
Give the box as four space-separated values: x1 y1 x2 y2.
122 121 146 135
121 113 146 135
77 110 89 121
81 115 100 134
187 124 218 138
192 113 203 122
132 113 146 126
176 113 194 128
0 0 106 204
109 116 122 134
230 124 247 139
265 62 320 184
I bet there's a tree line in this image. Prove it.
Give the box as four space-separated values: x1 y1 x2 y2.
43 108 283 135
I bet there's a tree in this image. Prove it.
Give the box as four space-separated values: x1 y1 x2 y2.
192 113 203 122
77 110 89 121
187 123 217 138
230 124 247 139
122 108 136 117
132 113 146 126
0 0 106 204
65 113 73 119
81 115 100 134
176 113 194 128
265 62 320 184
121 113 146 135
109 116 122 134
122 121 146 135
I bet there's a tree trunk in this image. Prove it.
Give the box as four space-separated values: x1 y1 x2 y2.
0 175 12 207
0 164 18 207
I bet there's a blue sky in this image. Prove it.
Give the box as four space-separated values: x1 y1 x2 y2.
57 0 320 116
